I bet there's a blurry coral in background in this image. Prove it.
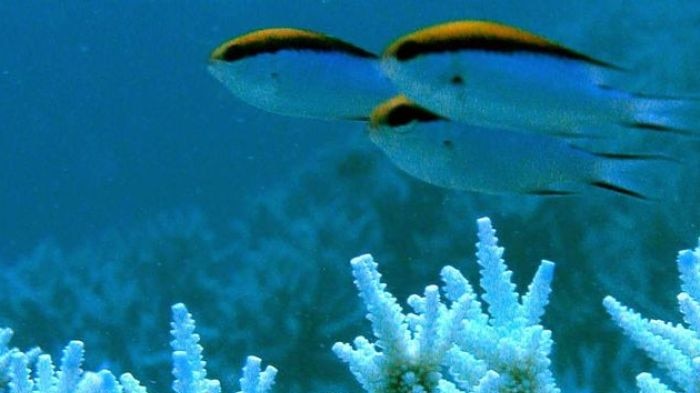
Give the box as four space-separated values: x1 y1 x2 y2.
0 211 224 384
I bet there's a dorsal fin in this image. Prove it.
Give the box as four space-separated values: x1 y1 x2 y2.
211 27 377 62
370 96 444 128
384 20 615 68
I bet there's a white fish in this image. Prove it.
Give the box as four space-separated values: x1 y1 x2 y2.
381 21 698 137
209 27 396 120
369 96 678 200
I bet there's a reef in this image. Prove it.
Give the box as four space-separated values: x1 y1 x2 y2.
2 218 698 393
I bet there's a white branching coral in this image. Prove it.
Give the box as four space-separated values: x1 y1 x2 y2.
171 303 222 393
604 240 700 393
170 303 277 393
238 356 278 393
4 304 277 393
7 340 150 393
333 217 559 393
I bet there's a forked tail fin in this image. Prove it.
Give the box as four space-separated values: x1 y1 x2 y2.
591 153 683 201
628 94 700 137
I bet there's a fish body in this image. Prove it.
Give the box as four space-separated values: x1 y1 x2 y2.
209 28 396 120
382 21 695 136
369 96 677 199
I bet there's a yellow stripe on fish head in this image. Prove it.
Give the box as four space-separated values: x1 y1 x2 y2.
370 95 444 129
383 20 607 66
210 27 377 62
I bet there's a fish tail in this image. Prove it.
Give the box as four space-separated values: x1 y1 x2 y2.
625 94 700 137
591 153 682 201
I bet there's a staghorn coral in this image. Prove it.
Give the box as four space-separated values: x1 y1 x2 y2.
4 304 276 393
334 217 558 393
605 240 700 393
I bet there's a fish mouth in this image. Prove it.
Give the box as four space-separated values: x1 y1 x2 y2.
205 63 236 87
205 63 223 76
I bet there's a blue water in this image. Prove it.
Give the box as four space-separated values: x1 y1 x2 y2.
1 2 699 393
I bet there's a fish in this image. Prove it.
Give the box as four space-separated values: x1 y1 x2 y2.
209 27 396 120
368 96 679 200
381 20 698 137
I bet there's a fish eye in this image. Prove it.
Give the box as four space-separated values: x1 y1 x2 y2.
450 75 464 85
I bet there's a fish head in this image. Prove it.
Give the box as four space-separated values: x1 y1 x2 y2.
208 28 318 116
209 28 388 120
207 57 277 113
368 96 479 191
382 20 566 119
368 95 444 137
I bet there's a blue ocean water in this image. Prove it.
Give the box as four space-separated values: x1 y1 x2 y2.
1 2 699 393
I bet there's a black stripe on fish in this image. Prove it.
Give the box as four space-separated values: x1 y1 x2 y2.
384 103 444 127
392 36 612 67
370 96 445 128
211 28 377 62
591 152 679 163
589 181 647 200
387 21 617 69
623 121 694 136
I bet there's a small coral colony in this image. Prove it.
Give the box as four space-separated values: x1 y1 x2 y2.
3 20 699 393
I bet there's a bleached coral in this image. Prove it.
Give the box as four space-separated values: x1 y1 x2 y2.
604 240 700 393
171 303 221 393
238 357 277 393
6 215 700 393
334 217 558 393
7 340 149 393
169 304 276 393
0 216 560 393
0 210 224 388
4 304 276 393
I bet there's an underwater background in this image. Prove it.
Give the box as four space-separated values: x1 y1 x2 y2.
1 1 699 393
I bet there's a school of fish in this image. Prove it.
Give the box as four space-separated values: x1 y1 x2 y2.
207 21 697 200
